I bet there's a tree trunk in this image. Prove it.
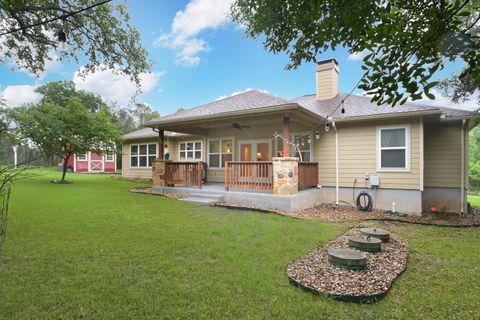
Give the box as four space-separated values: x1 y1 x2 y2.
60 153 71 182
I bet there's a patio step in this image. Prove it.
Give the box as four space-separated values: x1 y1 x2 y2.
179 193 224 205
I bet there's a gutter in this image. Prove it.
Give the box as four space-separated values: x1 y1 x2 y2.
332 110 442 123
332 121 339 205
461 119 466 214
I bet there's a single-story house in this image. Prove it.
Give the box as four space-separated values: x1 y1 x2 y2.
122 59 476 215
64 151 116 173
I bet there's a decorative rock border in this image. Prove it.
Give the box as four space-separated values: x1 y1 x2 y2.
287 227 408 303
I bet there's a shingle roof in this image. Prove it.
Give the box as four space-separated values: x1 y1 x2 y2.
123 127 188 141
146 89 292 124
291 93 438 119
146 90 476 127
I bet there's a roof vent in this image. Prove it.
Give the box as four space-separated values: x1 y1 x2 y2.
316 58 339 101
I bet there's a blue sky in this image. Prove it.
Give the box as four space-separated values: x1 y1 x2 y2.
0 0 476 114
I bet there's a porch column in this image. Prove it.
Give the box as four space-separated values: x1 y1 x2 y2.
273 157 298 195
283 117 290 157
158 129 165 160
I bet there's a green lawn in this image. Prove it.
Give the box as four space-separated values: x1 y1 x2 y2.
1 170 479 319
468 194 480 207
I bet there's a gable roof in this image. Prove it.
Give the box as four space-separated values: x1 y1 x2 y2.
145 90 477 127
145 90 294 125
123 127 188 141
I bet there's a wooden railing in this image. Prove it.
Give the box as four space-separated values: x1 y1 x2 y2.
298 162 318 189
165 161 203 187
224 161 273 191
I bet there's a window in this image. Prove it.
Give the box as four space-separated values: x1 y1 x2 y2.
378 127 409 170
208 139 233 168
77 153 87 161
105 153 114 161
276 133 312 161
179 141 202 161
130 144 157 168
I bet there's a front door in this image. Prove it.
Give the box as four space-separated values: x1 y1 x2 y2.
238 140 271 161
237 140 272 182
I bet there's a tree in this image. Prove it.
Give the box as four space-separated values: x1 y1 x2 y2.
231 0 480 106
0 0 150 90
9 98 120 183
35 81 107 111
109 103 137 134
131 103 160 127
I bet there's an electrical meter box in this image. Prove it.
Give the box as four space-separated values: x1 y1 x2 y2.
370 175 380 187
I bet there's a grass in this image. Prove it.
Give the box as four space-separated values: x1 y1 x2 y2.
0 170 479 319
468 194 480 207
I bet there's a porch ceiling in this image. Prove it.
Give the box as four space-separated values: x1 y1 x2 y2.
148 109 322 135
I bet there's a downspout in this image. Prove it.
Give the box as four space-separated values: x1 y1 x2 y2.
461 119 466 214
332 121 339 205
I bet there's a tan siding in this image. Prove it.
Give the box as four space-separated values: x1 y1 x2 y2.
121 137 158 180
314 118 421 190
424 122 463 188
316 69 338 100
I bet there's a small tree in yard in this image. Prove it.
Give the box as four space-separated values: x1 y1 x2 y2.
9 98 120 183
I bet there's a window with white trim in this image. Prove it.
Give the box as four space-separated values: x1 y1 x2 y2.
275 133 312 161
208 139 233 168
77 153 87 161
105 153 114 161
179 141 202 161
378 127 408 170
130 144 157 167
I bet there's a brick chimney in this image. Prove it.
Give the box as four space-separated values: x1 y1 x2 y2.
316 58 339 100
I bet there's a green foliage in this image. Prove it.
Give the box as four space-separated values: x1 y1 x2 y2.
8 97 120 181
231 0 480 106
131 103 160 126
35 81 107 112
0 0 150 90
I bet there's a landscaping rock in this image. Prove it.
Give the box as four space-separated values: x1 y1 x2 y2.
287 227 408 303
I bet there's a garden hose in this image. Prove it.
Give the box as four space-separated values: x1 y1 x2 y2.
356 191 373 212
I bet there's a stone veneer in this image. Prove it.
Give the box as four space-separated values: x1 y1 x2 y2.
272 157 299 196
152 159 167 187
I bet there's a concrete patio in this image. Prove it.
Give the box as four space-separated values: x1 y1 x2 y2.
152 183 323 212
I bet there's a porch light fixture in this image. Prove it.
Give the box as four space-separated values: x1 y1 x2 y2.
325 123 330 132
301 140 305 146
307 135 312 144
341 107 345 114
315 131 320 139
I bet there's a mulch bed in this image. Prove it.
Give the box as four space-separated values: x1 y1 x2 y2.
293 204 480 227
287 227 408 303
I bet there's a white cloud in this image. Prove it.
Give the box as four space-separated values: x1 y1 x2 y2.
0 85 41 107
155 0 234 66
73 67 165 105
415 89 479 111
348 50 370 61
216 88 268 101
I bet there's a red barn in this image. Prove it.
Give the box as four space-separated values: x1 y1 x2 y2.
65 152 116 173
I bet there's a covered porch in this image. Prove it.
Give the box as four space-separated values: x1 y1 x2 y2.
148 106 323 196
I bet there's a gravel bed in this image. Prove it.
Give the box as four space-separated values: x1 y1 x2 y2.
287 227 408 302
293 204 480 226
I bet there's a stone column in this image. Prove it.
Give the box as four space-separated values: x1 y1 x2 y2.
272 157 298 195
152 159 167 187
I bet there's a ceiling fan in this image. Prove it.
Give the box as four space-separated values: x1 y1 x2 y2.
231 122 251 130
